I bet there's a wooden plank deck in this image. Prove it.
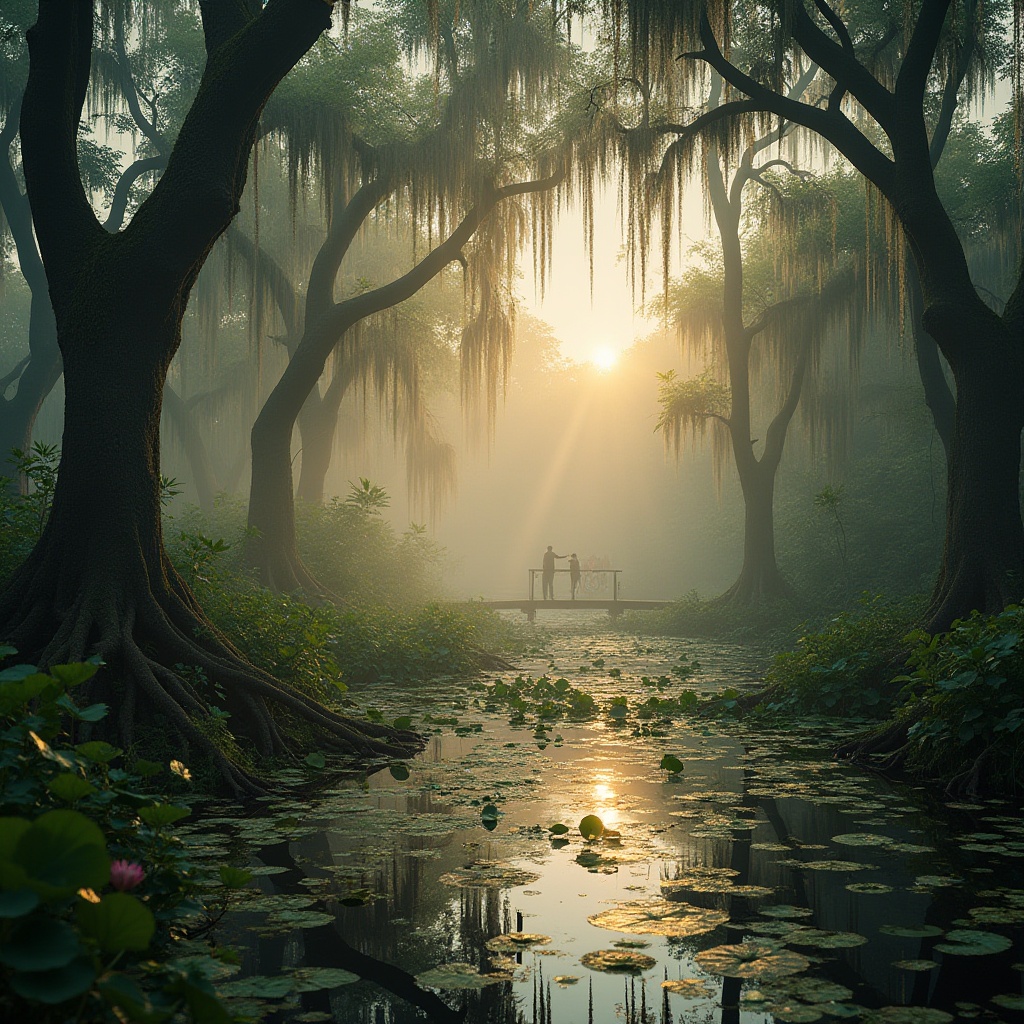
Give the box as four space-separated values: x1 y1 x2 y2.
478 598 672 619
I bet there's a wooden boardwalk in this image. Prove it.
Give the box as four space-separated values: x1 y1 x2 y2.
479 598 672 620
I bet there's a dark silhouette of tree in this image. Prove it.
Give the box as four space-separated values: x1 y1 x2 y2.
614 0 1023 631
0 0 418 793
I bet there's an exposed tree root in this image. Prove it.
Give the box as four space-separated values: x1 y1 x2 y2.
944 744 998 799
0 557 423 799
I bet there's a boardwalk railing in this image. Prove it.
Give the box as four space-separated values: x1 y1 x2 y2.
528 567 621 601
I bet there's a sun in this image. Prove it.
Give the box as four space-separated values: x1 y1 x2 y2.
591 346 619 372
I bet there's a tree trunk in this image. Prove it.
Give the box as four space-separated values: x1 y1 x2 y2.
720 461 794 605
908 260 954 460
924 304 1024 632
1 0 420 791
295 404 335 506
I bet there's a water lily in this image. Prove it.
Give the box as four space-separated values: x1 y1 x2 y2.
110 859 145 891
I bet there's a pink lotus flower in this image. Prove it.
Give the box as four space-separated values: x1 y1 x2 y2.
110 859 145 891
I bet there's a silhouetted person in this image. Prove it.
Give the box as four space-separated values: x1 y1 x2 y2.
569 553 581 599
541 545 565 600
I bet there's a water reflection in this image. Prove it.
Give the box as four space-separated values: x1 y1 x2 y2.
202 629 1023 1023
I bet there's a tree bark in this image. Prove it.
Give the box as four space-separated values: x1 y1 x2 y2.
2 0 419 791
246 171 563 592
923 301 1024 632
0 93 62 492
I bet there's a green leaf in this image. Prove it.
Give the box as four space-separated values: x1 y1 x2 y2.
132 759 163 778
304 752 326 770
389 763 410 781
548 823 570 836
0 816 31 862
0 887 39 918
27 730 75 768
660 754 685 774
49 661 100 687
165 973 232 1024
9 956 96 1004
0 917 81 970
14 809 110 900
75 741 122 764
392 716 413 730
137 804 191 827
47 773 98 803
579 814 605 840
77 892 155 953
218 866 253 889
99 973 174 1023
481 804 500 820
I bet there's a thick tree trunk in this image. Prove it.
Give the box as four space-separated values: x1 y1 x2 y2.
908 261 955 460
1 0 420 791
720 462 794 605
924 304 1024 632
295 405 335 506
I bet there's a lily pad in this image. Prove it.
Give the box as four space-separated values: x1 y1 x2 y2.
580 949 657 973
416 963 508 990
892 960 938 971
992 995 1024 1010
661 978 714 998
439 863 540 889
291 967 360 991
695 942 810 981
760 905 814 920
846 883 894 894
785 929 868 950
484 933 551 953
831 833 894 847
863 1009 952 1024
587 899 729 938
933 930 1013 956
802 860 878 872
878 925 944 938
553 975 580 985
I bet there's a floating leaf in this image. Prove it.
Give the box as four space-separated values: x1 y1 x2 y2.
695 942 810 981
992 995 1024 1011
416 963 508 989
660 754 685 774
484 933 551 953
389 763 410 781
548 823 570 836
662 979 714 998
802 860 878 872
831 833 894 847
291 967 360 991
933 930 1012 956
553 975 580 985
579 814 604 840
879 925 944 938
219 974 295 998
439 863 540 889
580 949 657 973
218 866 253 889
588 899 729 938
863 1008 952 1024
846 883 894 894
893 960 939 971
760 905 814 920
304 752 326 770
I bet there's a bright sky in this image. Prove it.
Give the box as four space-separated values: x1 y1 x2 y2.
519 181 706 367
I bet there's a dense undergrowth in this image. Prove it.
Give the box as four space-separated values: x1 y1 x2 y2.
2 447 520 696
0 653 245 1022
741 596 1024 794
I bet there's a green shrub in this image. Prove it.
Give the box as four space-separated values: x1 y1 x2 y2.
756 594 920 717
0 649 243 1022
896 605 1024 784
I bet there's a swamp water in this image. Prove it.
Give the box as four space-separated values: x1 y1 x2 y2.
174 616 1024 1023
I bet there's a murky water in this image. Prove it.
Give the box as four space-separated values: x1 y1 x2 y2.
176 616 1024 1023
